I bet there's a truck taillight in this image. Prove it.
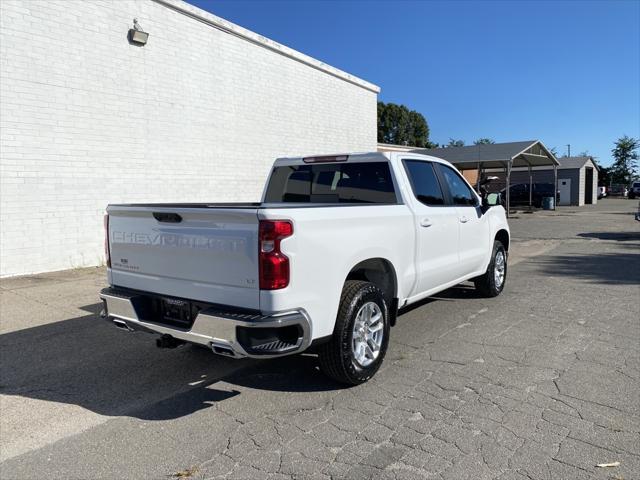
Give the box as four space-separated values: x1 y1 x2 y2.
259 220 293 290
104 214 111 268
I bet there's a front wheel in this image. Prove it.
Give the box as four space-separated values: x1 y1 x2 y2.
474 240 507 297
318 281 390 385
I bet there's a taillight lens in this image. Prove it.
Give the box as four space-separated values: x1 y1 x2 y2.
259 220 293 290
104 214 111 268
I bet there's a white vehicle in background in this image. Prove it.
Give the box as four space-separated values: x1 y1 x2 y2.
100 152 510 384
628 180 640 199
598 186 607 199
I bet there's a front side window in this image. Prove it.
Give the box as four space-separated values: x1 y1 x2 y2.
264 162 397 204
403 160 445 206
439 165 478 206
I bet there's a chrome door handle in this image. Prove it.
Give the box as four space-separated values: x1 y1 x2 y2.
460 216 469 223
420 218 433 227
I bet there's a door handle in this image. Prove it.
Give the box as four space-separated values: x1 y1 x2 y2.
459 216 469 223
420 218 433 227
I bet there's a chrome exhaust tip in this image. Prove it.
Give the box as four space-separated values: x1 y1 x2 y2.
210 342 237 357
113 319 135 332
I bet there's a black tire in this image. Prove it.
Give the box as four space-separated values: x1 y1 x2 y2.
318 281 390 385
473 240 507 297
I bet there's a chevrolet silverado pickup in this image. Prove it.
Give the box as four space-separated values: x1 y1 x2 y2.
100 152 510 384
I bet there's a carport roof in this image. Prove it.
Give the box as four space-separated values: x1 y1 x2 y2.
416 140 559 170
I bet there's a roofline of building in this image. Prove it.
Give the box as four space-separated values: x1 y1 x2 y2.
377 142 422 152
510 164 592 171
153 0 381 94
558 156 600 171
511 140 557 162
377 142 420 147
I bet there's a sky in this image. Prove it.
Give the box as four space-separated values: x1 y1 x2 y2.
189 0 640 166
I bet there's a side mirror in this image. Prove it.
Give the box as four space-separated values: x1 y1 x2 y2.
481 192 501 213
485 192 500 206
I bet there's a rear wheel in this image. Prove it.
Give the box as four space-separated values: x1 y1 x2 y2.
318 281 390 385
474 240 507 297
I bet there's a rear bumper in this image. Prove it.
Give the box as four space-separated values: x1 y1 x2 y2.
99 287 312 359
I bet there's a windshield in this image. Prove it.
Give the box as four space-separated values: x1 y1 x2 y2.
264 162 398 204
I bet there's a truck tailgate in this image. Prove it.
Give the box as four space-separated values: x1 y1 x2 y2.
107 206 260 309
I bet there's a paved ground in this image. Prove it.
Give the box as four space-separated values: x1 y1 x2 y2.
1 199 639 480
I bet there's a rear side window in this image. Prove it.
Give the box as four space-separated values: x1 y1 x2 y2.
439 164 478 206
264 162 397 204
403 160 445 206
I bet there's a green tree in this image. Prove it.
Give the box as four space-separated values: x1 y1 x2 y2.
447 138 465 147
589 157 609 185
473 138 495 145
598 165 612 186
377 102 431 148
610 135 639 183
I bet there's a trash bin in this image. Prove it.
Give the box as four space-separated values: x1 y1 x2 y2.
542 196 554 210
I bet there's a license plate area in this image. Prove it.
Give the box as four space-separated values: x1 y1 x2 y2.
112 287 264 332
131 294 195 329
161 298 191 327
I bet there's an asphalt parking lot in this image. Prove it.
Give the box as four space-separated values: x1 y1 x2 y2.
1 199 639 480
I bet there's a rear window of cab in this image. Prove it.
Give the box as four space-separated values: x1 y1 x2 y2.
264 162 398 204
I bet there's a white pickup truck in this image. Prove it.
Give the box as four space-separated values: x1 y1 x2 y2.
100 152 509 384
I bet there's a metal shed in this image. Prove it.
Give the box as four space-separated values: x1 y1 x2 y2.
507 156 599 206
416 140 560 214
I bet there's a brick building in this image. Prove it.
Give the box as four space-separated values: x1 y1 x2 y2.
0 0 379 276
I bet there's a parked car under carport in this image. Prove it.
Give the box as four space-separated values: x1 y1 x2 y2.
500 183 560 208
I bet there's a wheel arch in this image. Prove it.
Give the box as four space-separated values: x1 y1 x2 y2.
345 257 399 326
495 229 510 252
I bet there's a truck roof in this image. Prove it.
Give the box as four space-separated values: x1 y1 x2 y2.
273 151 452 167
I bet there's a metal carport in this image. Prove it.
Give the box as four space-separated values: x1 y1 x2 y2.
417 140 560 215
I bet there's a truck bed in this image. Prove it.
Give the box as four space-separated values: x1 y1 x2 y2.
106 200 403 313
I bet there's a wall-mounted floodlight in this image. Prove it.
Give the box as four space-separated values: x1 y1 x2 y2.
128 18 148 46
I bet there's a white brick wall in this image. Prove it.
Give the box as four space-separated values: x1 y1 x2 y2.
0 0 378 277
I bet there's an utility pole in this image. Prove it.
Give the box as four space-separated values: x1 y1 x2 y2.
566 144 571 157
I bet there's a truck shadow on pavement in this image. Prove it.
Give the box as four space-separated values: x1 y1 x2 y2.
0 305 345 421
397 284 479 316
0 286 478 421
